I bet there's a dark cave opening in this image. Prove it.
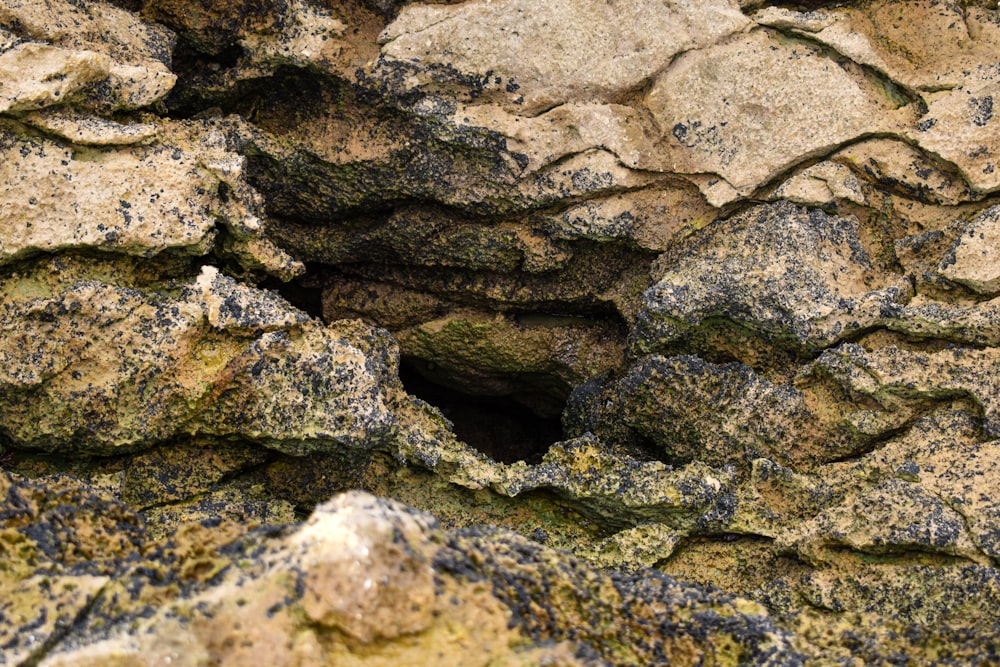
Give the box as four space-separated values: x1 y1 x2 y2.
398 361 563 465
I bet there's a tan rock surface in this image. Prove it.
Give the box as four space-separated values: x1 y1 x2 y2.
0 0 176 110
0 473 800 667
634 201 912 353
380 0 749 113
938 204 1000 294
644 29 905 196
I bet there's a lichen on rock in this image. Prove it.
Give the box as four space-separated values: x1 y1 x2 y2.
6 0 1000 663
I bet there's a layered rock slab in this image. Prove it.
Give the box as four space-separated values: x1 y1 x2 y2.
0 0 176 111
6 0 1000 664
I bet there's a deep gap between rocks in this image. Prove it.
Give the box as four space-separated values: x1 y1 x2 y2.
398 361 562 465
257 273 325 319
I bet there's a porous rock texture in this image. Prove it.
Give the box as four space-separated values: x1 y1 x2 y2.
5 0 1000 664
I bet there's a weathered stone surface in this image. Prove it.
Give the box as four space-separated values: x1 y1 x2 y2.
270 204 571 273
633 201 912 355
583 354 863 471
644 29 905 196
499 435 738 532
380 0 749 113
768 161 868 208
0 475 802 667
0 116 301 279
22 107 158 145
0 122 213 262
905 68 1000 193
0 0 177 111
542 182 716 252
937 204 1000 294
835 138 982 206
0 260 396 456
7 0 1000 663
812 343 1000 436
881 294 1000 346
808 408 1000 562
778 476 987 564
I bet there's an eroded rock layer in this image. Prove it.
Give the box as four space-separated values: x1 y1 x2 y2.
4 0 1000 664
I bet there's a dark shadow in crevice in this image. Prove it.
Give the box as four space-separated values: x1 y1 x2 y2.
256 265 326 320
399 361 562 465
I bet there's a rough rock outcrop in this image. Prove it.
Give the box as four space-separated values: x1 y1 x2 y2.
5 0 1000 664
1 475 801 666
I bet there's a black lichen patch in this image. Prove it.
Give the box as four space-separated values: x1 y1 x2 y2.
399 362 561 465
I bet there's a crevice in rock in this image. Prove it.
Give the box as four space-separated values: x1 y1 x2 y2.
398 360 562 465
161 41 247 117
256 268 326 320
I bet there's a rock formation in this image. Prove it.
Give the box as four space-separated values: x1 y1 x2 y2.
4 0 1000 664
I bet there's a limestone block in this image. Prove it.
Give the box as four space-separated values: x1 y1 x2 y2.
0 0 174 66
542 182 715 252
0 118 302 279
777 477 986 564
906 69 1000 193
277 492 439 643
835 138 981 206
812 343 1000 436
22 107 157 145
769 161 868 207
0 260 396 455
882 293 1000 346
753 6 894 76
855 2 1000 91
870 411 1000 560
498 435 738 530
754 4 1000 194
0 125 215 262
756 2 1000 93
597 355 864 470
5 484 797 667
0 0 177 111
0 41 111 113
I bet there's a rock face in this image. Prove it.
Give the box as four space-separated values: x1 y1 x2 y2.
5 0 1000 664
